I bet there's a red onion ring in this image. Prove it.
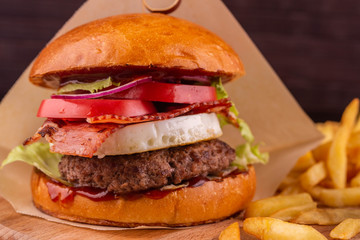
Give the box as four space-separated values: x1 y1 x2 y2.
51 76 152 100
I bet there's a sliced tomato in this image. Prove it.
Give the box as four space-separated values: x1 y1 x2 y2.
37 99 156 119
107 82 217 103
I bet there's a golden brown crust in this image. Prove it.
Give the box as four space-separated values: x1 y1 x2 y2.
30 13 244 88
31 166 256 227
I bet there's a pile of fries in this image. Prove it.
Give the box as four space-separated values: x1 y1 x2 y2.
219 98 360 239
278 98 360 206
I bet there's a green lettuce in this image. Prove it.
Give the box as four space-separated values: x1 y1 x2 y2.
232 143 268 170
58 77 118 94
212 79 254 142
211 78 269 170
1 142 69 185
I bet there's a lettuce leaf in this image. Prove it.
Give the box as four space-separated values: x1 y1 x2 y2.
1 142 69 185
58 77 118 94
232 143 269 170
212 79 254 142
211 78 269 170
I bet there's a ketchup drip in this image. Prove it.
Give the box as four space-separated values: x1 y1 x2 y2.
46 181 117 204
46 169 244 204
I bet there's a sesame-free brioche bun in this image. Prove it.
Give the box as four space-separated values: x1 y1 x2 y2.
29 13 244 88
31 166 256 227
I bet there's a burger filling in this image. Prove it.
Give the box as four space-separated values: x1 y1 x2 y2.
2 76 268 199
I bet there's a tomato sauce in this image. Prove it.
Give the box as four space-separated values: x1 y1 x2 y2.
45 169 245 204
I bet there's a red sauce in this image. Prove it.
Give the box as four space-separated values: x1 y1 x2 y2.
45 169 245 204
46 181 117 204
144 189 172 200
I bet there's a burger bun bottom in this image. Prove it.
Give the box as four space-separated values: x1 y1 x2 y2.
31 166 256 227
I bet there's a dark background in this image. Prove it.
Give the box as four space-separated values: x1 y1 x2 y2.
0 0 359 122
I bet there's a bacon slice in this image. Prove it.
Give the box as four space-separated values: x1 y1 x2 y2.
24 120 121 158
87 98 232 124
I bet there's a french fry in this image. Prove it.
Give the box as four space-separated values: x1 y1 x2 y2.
340 99 359 128
354 115 360 133
219 222 240 240
354 154 360 170
350 172 360 187
347 131 360 169
278 183 304 196
312 141 331 162
307 186 322 199
316 121 339 143
277 172 301 191
347 162 358 181
294 208 360 225
330 218 360 240
243 217 326 240
270 202 317 221
348 131 360 150
300 161 326 191
318 187 360 207
291 151 316 172
328 99 359 189
245 193 313 218
327 126 349 189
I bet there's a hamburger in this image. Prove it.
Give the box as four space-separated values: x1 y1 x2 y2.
2 13 267 227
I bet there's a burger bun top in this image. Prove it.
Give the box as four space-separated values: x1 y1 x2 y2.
30 13 244 88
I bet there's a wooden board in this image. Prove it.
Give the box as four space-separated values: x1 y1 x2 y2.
0 196 334 239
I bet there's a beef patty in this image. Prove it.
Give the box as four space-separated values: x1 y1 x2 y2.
59 139 235 194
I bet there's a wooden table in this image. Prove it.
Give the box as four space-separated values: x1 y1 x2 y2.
0 196 335 240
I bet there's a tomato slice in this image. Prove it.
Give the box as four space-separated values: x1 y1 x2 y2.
106 82 217 103
37 99 157 119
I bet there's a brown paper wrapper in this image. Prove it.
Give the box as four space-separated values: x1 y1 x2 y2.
0 0 322 231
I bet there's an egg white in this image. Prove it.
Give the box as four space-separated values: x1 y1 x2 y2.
95 113 222 157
